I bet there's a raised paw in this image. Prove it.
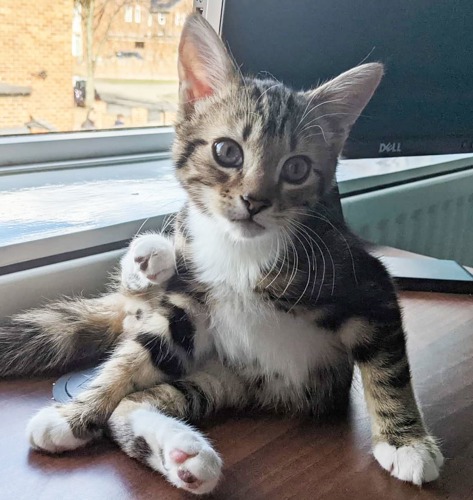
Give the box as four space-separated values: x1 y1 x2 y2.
26 405 94 454
122 234 175 290
373 437 444 485
129 409 222 495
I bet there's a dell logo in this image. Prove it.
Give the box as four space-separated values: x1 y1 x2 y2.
379 142 402 153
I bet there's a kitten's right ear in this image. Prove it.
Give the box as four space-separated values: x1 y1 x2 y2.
178 14 236 115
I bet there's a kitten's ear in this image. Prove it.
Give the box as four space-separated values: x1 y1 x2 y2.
303 63 384 149
178 14 236 114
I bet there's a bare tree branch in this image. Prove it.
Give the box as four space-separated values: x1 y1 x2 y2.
95 0 142 59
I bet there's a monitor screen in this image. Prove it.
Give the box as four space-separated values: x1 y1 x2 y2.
220 0 473 158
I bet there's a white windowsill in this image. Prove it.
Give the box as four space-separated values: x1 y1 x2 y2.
2 151 473 271
0 156 185 268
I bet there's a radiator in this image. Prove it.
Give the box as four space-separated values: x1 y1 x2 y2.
341 168 473 267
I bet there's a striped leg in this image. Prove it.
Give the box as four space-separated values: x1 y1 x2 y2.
27 312 191 453
107 361 246 495
352 319 444 485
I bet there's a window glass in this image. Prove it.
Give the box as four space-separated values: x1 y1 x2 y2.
0 0 192 136
134 5 142 23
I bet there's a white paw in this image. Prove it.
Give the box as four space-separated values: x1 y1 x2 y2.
26 406 92 453
373 439 444 485
131 409 222 495
161 431 222 494
122 234 175 290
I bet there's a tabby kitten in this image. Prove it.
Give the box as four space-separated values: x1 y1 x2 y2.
0 14 443 494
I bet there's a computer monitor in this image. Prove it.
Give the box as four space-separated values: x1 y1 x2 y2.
215 0 473 159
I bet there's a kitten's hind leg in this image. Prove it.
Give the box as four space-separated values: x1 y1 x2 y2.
107 361 247 495
26 337 166 453
112 403 222 494
121 233 176 291
27 299 194 453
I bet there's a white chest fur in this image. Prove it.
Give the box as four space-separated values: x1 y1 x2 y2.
209 293 339 386
188 208 340 386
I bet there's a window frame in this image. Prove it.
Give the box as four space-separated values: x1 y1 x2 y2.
0 127 174 170
0 128 176 274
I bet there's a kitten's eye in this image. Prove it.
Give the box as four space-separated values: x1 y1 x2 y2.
280 156 311 184
212 138 243 168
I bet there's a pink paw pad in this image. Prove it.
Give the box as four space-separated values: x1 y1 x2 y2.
170 449 195 464
170 449 203 488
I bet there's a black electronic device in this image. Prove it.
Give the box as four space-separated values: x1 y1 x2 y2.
380 255 473 295
221 0 473 158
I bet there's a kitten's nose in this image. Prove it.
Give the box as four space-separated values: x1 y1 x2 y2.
240 194 272 216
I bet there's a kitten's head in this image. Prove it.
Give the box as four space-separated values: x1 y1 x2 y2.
173 14 383 241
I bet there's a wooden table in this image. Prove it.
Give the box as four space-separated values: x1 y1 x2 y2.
1 251 472 500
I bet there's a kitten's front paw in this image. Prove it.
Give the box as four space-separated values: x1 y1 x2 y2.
373 437 444 485
122 234 175 290
26 405 93 453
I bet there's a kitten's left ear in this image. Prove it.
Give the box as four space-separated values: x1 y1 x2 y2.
178 14 237 115
303 63 384 149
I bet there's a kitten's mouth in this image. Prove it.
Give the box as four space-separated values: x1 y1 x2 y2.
229 218 266 237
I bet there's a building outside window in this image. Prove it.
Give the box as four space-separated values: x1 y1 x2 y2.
0 0 193 135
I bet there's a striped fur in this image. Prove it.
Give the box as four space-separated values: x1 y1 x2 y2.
0 294 126 377
4 13 443 494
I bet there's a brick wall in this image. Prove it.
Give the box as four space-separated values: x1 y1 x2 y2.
75 0 192 81
0 0 73 132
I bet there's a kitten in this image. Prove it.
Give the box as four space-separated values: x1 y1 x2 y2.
0 14 443 495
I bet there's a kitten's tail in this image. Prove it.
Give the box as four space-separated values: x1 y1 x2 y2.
0 294 127 377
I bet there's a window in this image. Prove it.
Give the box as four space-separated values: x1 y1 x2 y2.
124 6 133 23
0 0 193 136
72 34 82 58
72 6 82 57
134 5 141 24
0 0 195 273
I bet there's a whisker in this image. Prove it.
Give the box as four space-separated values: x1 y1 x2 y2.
298 123 327 143
257 234 281 287
292 207 358 285
294 91 320 133
265 230 289 293
298 111 354 134
132 217 151 240
279 227 299 299
294 97 345 133
291 218 336 296
310 205 357 284
289 219 327 301
285 224 313 310
255 83 281 105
